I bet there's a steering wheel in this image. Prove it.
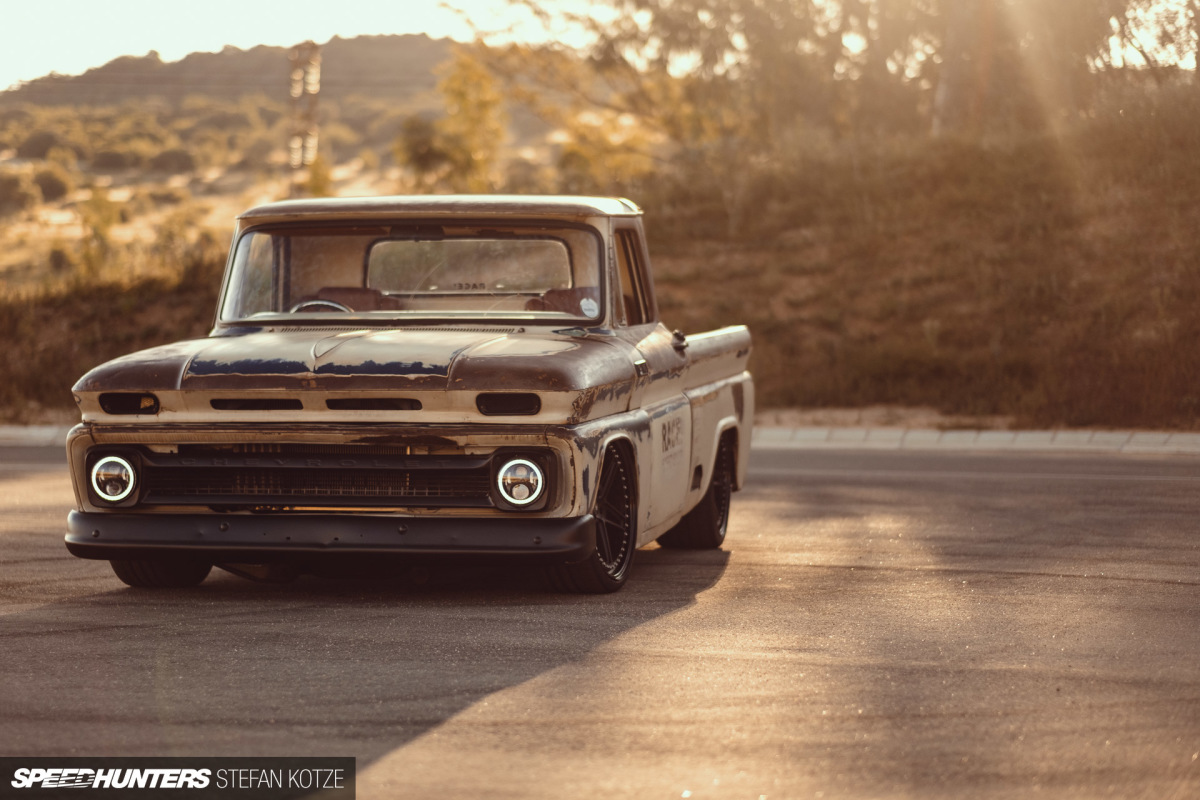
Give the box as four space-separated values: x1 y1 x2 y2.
288 299 353 313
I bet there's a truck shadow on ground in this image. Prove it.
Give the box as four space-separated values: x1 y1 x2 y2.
0 546 729 761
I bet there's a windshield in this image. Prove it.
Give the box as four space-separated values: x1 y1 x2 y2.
220 222 604 323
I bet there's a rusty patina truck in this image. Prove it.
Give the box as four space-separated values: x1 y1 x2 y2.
65 196 753 592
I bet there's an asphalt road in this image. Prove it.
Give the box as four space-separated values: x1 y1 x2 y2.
1 445 1198 799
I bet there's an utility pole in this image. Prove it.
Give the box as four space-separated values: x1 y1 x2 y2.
288 41 321 198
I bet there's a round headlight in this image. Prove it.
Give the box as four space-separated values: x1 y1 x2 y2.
91 456 136 503
497 458 544 506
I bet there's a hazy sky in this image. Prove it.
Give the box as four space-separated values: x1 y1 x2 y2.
0 0 566 91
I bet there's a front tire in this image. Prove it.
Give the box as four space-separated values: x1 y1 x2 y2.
657 436 734 550
110 558 212 588
546 443 636 593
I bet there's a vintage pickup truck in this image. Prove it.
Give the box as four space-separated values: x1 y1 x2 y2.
65 196 753 592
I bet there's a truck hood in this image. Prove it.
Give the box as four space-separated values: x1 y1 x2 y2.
73 327 637 398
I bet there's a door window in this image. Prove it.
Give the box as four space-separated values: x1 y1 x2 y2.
615 230 649 326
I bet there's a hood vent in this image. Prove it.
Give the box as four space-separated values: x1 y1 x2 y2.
99 393 160 415
326 398 422 411
476 393 541 416
211 398 304 411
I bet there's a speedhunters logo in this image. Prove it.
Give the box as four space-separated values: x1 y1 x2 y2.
0 759 353 799
11 769 211 789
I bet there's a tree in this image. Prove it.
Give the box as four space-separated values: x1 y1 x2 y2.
33 164 73 203
435 47 508 192
17 130 63 160
932 0 1143 136
393 116 451 191
500 0 1188 143
497 0 940 146
550 109 659 195
932 0 994 137
149 148 198 174
305 155 334 198
0 171 41 218
392 46 509 193
79 186 121 276
1104 0 1198 76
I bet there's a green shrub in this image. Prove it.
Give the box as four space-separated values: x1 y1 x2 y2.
146 186 190 206
92 149 142 171
149 148 197 173
0 170 41 217
32 164 74 202
16 129 61 160
233 137 278 172
0 253 227 421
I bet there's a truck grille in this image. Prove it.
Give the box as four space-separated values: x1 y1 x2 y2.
139 445 493 508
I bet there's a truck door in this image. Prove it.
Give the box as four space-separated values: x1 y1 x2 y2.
612 223 691 538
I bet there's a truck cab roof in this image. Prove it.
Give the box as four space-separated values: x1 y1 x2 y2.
238 195 643 226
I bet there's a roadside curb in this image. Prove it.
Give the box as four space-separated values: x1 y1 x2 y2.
0 426 72 447
752 427 1200 456
4 425 1200 456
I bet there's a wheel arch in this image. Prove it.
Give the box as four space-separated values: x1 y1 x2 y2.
695 418 742 496
717 424 739 478
592 434 639 520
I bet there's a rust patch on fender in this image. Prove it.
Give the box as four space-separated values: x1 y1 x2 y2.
568 381 631 424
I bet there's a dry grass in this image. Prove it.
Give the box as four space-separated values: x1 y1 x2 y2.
0 255 225 423
2 97 1198 429
652 103 1200 430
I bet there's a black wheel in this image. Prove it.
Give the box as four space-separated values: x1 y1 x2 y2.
110 558 212 588
657 437 734 550
546 443 636 593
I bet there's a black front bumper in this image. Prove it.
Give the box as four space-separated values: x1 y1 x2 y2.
66 510 596 563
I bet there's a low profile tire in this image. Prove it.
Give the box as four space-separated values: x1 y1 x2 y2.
109 558 212 589
657 437 734 550
546 443 636 594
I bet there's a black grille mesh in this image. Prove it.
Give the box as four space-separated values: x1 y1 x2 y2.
141 446 493 508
